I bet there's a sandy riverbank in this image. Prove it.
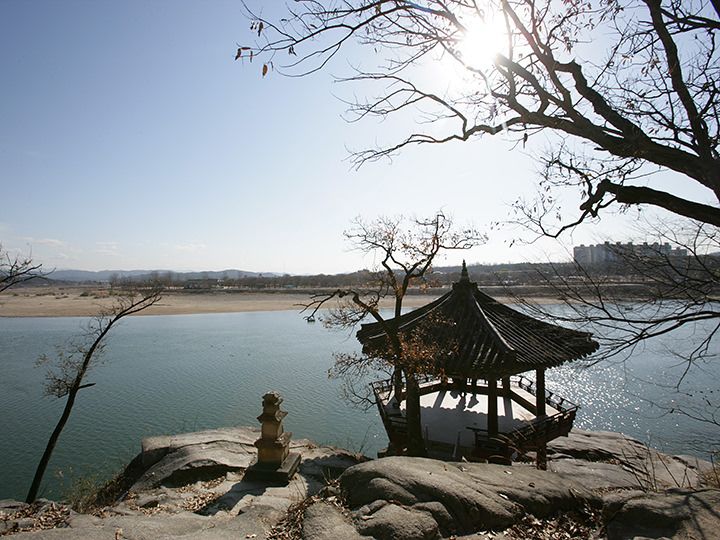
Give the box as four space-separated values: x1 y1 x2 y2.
0 286 561 318
0 288 443 318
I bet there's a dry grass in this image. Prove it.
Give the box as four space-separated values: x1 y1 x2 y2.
700 452 720 488
266 494 318 540
502 507 603 540
60 469 132 514
0 501 71 536
267 479 346 540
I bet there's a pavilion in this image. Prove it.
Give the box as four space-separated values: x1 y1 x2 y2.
357 262 599 468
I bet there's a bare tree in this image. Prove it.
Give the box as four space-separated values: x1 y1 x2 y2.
239 0 718 228
26 286 162 503
510 218 718 367
302 212 484 456
239 0 719 369
1 244 44 294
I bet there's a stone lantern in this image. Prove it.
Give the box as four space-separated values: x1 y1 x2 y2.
244 391 300 482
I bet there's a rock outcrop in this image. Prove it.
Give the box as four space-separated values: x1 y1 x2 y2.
1 428 716 539
602 488 720 540
1 427 364 539
548 430 712 491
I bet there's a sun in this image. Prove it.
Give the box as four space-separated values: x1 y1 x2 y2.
429 10 508 93
457 15 507 69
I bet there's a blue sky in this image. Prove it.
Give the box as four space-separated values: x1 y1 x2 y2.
0 1 709 273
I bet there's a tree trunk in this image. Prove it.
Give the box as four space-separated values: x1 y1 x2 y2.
404 374 427 457
26 390 78 503
24 290 160 503
392 367 403 403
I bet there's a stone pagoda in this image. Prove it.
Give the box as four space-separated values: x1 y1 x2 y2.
244 391 300 482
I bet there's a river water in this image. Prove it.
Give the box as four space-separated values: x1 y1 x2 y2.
1 308 717 500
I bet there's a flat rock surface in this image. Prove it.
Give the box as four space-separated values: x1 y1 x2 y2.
3 428 717 539
132 427 261 491
1 511 273 540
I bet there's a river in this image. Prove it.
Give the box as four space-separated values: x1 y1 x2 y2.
0 308 717 500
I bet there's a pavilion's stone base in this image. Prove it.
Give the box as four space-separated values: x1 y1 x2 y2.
243 451 301 483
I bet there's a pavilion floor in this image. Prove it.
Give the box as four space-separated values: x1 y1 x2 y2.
378 379 561 458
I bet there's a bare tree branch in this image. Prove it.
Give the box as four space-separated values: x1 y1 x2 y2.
26 286 163 503
299 212 484 455
239 0 720 230
0 244 46 294
509 219 718 370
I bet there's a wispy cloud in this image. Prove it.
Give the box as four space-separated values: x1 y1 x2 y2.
174 242 207 253
95 241 120 255
23 237 67 248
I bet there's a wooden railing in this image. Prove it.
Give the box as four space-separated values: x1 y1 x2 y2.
370 375 447 451
508 407 577 449
370 378 393 399
466 427 513 463
468 406 577 456
513 374 577 412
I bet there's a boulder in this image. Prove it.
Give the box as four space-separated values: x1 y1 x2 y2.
130 427 362 495
302 501 364 540
340 456 599 536
548 458 640 490
355 503 440 540
549 430 711 490
603 487 720 540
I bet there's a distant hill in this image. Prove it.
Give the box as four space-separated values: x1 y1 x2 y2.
45 263 562 285
48 269 275 283
49 270 155 282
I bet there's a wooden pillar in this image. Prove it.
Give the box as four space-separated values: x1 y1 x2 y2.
537 444 547 470
536 368 547 470
536 369 546 417
487 378 498 437
502 377 510 394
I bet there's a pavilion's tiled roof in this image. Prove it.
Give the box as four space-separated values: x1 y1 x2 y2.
356 264 599 378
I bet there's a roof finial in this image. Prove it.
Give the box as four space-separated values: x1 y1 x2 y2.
460 260 469 282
